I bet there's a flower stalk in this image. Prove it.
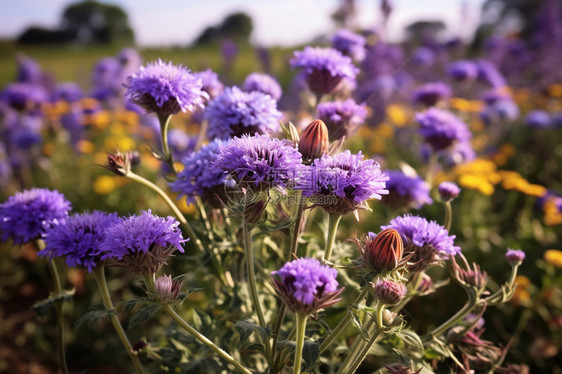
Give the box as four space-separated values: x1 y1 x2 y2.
242 216 267 327
443 200 453 232
93 266 145 374
293 313 308 374
324 214 342 262
157 113 175 172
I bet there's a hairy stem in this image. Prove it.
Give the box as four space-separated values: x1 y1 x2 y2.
288 198 305 261
93 266 145 374
157 114 175 173
293 313 308 374
443 201 453 232
323 214 342 262
163 304 252 374
242 217 266 328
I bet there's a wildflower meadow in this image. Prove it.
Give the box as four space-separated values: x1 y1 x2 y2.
1 1 561 373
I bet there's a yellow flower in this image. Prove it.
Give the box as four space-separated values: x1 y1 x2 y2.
458 174 495 196
104 135 135 150
77 140 95 154
450 98 484 113
511 275 531 305
548 84 562 97
386 104 409 127
94 175 117 194
170 193 196 215
543 197 562 226
499 171 547 197
544 249 562 268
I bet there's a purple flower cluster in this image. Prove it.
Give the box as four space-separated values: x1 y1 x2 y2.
316 99 368 141
290 47 358 96
331 29 367 62
272 257 342 315
242 73 282 100
295 151 388 215
99 210 186 275
0 188 71 244
193 69 224 101
383 170 433 210
447 60 478 81
40 211 120 272
126 59 208 116
0 83 48 112
416 108 471 151
412 82 452 106
170 139 233 205
382 215 460 271
205 86 282 140
216 134 302 191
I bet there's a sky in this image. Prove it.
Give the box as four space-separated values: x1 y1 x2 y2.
0 0 487 46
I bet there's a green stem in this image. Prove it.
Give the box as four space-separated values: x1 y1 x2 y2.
323 214 342 262
375 303 385 330
46 258 69 374
93 266 145 374
163 304 252 374
271 303 287 369
288 198 305 261
293 313 308 374
157 114 175 172
443 201 453 232
344 327 383 374
319 287 370 353
126 171 204 253
242 217 267 328
425 288 478 340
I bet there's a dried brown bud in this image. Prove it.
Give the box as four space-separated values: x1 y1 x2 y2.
298 119 329 164
363 229 404 272
105 149 138 176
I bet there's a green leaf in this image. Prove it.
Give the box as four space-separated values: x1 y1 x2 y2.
349 309 370 341
128 304 160 328
33 288 75 316
124 298 140 314
399 330 424 351
75 305 117 329
234 319 270 343
301 340 320 371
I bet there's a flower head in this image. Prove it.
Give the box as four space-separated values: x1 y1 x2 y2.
0 83 48 112
242 73 282 100
362 228 404 273
216 134 302 191
290 47 359 96
412 82 452 106
298 119 329 163
438 181 461 201
382 214 460 272
0 188 71 244
40 211 120 272
525 110 551 128
331 29 367 61
296 151 388 215
447 60 478 81
272 258 342 315
99 210 186 275
316 99 367 141
126 59 208 116
205 86 282 140
416 108 471 151
154 275 183 301
383 170 433 210
373 278 407 305
170 139 233 206
193 69 224 100
506 248 525 266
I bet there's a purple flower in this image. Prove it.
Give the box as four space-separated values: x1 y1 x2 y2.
168 129 198 161
525 110 551 128
242 73 282 100
373 279 407 305
39 211 120 272
272 258 342 315
331 29 367 62
216 134 302 191
126 59 208 116
412 47 435 66
290 47 358 96
476 60 506 87
90 57 121 100
438 181 461 201
52 82 83 103
170 139 233 206
0 188 71 244
316 99 368 141
99 210 186 275
440 140 476 167
447 60 478 81
16 55 42 84
0 83 48 112
480 100 519 124
295 151 388 215
505 248 525 265
193 69 224 101
412 82 452 106
416 108 471 151
382 214 461 272
205 86 282 140
383 170 433 210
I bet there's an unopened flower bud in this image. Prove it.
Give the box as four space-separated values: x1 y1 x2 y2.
506 248 525 266
105 149 138 176
243 199 267 225
382 308 397 326
438 181 460 202
363 229 404 272
299 119 329 164
154 275 183 301
373 279 407 305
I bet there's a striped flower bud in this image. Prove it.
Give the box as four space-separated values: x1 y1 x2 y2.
298 119 329 164
363 228 404 272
